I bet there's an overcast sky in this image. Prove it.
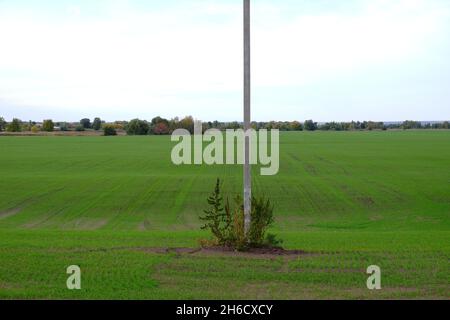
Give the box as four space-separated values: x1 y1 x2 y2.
1 0 449 122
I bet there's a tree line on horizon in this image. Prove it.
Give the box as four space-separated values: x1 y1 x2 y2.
0 116 448 135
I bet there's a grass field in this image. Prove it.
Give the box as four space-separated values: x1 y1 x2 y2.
0 131 449 299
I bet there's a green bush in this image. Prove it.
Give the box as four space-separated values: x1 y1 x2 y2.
200 179 281 250
264 233 284 247
248 195 274 246
227 195 248 250
75 125 85 132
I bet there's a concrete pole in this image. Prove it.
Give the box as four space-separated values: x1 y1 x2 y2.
243 0 251 236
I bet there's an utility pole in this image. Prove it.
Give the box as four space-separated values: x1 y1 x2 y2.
243 0 251 236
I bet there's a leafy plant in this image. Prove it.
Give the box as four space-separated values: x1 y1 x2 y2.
200 179 281 251
264 233 284 248
228 196 248 250
199 178 231 245
248 195 274 246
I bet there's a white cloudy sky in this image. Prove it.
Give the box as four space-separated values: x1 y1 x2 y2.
0 0 449 122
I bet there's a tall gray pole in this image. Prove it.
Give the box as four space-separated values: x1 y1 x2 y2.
243 0 251 236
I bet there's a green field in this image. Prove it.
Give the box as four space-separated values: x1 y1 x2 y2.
0 131 449 299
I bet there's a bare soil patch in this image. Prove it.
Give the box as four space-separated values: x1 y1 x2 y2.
201 246 306 256
0 207 22 220
138 246 308 258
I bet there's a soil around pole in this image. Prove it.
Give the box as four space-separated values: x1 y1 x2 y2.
138 246 310 258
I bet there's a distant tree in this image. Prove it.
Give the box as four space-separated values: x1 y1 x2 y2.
92 118 102 131
264 121 278 130
279 122 292 131
402 120 422 130
179 116 195 134
80 118 91 129
289 121 303 131
150 116 170 134
31 125 39 133
75 125 85 132
168 117 180 132
443 121 449 129
151 116 169 127
126 119 150 135
21 121 32 132
42 119 55 132
304 120 318 131
226 121 240 130
113 121 127 130
0 117 7 131
320 122 342 131
103 124 117 136
153 122 170 135
367 121 384 131
6 118 21 132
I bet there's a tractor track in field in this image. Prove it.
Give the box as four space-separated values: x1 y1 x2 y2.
0 187 66 221
0 207 23 220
